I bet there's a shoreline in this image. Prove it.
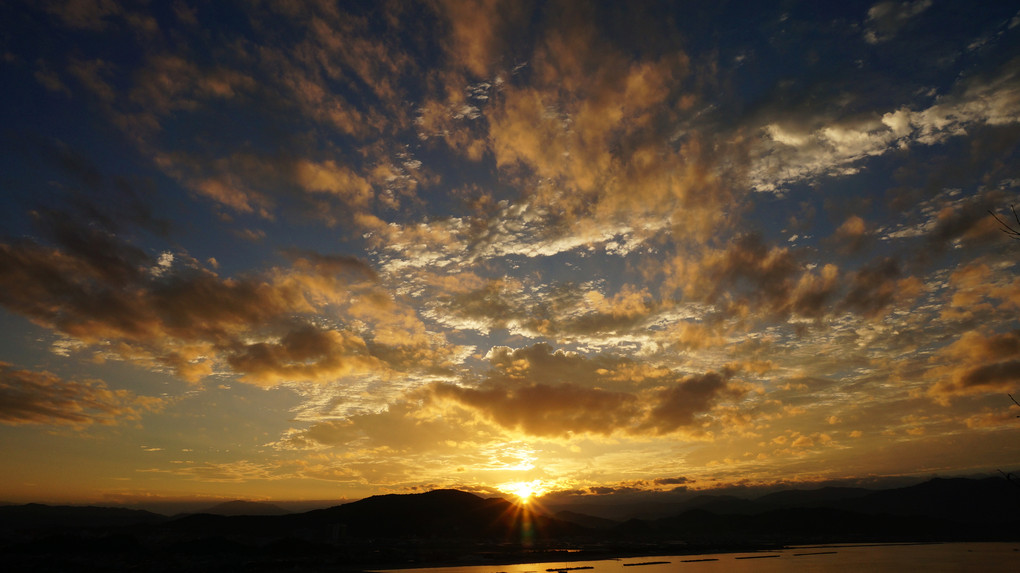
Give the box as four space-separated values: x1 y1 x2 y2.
363 541 969 572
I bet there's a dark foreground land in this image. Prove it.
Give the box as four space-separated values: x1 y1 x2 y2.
1 477 1018 572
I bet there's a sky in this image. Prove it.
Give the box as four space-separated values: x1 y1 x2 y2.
1 0 1020 509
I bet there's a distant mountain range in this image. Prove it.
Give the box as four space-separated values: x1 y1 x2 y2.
631 477 1020 524
2 478 1018 571
0 503 167 530
196 500 290 516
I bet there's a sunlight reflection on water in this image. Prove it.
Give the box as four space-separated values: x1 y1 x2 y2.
379 543 1019 573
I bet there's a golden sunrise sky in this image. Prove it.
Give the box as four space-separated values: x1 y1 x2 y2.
1 0 1019 508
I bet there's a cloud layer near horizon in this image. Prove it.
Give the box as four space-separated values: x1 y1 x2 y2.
1 0 1019 501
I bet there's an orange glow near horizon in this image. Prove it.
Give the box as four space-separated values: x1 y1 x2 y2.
500 480 546 504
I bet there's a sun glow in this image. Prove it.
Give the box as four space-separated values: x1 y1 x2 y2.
501 480 546 504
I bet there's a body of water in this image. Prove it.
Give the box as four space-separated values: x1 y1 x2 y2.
379 543 1019 573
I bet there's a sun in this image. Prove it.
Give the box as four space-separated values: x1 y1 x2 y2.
501 480 544 504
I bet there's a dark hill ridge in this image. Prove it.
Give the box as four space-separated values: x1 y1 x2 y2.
198 500 290 516
610 476 1019 523
290 488 585 540
837 477 1020 523
150 488 586 544
2 477 1018 569
0 503 167 531
554 510 619 530
610 476 1020 544
754 486 873 508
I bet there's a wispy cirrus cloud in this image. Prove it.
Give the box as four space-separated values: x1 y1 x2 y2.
748 60 1020 194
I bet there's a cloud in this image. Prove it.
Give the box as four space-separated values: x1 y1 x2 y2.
8 0 1020 495
67 57 118 103
429 344 741 437
428 3 729 256
928 330 1020 401
414 82 491 161
226 326 383 386
0 209 452 387
435 0 531 78
129 54 254 116
672 233 921 323
432 380 640 438
839 257 920 318
426 276 662 341
293 160 373 207
831 215 870 253
153 146 427 228
941 262 1020 321
0 363 162 427
246 1 421 140
273 397 498 454
46 0 122 31
673 233 843 321
879 186 1013 251
33 61 71 95
281 248 379 283
31 2 435 231
748 59 1020 193
142 459 288 483
863 0 932 44
641 371 740 434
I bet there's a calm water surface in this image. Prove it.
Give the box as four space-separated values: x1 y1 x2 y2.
381 543 1019 573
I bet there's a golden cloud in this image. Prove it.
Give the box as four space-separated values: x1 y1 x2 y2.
429 344 743 437
0 363 163 428
433 381 641 437
928 330 1020 401
0 214 453 387
673 234 844 321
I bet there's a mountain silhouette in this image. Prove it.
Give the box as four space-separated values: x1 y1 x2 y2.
143 488 584 546
2 478 1018 571
554 509 619 530
0 503 167 531
610 477 1020 544
754 486 873 509
289 488 583 540
197 500 290 516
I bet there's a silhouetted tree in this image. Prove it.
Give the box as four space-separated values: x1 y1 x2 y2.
989 205 1020 239
1002 395 1020 487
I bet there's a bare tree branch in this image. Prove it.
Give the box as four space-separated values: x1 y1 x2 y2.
989 206 1020 239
